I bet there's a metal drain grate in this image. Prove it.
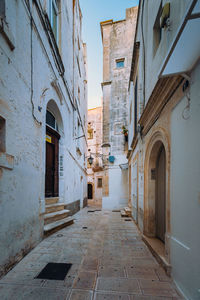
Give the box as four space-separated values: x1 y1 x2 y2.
82 226 88 229
35 263 72 280
87 210 95 213
124 219 132 221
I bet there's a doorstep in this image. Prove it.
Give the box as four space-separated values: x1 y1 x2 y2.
142 235 171 276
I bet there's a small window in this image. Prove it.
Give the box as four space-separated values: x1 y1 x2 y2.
88 129 93 140
78 87 80 103
97 178 102 188
116 59 125 68
0 116 6 152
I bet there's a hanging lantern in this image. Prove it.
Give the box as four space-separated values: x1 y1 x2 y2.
88 155 94 165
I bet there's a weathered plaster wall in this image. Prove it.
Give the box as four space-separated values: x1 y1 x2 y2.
0 0 87 277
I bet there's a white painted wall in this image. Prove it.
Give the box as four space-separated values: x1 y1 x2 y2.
170 61 200 300
0 0 87 276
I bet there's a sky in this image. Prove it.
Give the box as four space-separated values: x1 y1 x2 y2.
79 0 139 109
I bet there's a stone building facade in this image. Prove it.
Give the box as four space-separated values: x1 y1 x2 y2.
87 106 103 207
100 7 138 210
128 0 200 299
0 0 87 277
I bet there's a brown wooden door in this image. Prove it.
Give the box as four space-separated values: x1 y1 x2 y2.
45 142 55 197
45 127 59 197
155 145 166 243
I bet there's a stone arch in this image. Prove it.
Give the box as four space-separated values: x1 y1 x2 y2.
144 128 170 248
45 99 64 198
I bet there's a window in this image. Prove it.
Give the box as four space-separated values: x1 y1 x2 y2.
153 2 162 56
46 110 58 131
0 116 6 152
88 128 93 140
97 178 102 188
0 1 5 19
49 0 59 42
78 87 80 103
116 59 125 68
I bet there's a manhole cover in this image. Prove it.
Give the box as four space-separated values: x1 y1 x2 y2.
57 234 63 237
35 263 72 280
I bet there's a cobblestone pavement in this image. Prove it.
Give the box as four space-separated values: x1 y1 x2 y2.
0 208 183 299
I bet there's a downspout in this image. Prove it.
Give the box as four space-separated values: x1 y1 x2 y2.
29 0 42 126
73 0 76 138
141 0 146 109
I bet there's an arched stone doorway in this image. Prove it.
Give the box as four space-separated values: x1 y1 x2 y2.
144 129 170 251
45 100 63 198
88 183 93 199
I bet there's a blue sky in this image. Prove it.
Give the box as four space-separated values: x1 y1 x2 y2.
79 0 139 109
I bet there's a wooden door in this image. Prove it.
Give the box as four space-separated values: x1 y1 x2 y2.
155 145 166 243
45 142 55 197
45 127 59 197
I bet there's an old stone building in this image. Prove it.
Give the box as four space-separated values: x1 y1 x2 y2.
87 106 103 207
0 0 87 277
100 7 138 210
128 0 200 299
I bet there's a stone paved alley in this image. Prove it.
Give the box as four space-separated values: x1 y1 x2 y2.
0 208 183 299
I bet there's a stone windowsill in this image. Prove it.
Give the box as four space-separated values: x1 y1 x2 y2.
0 18 15 50
0 152 14 170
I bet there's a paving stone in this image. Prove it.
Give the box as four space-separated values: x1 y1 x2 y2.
0 284 70 300
129 295 173 300
155 268 172 282
126 266 159 280
68 289 93 300
98 265 126 278
94 291 129 300
81 258 99 271
96 277 141 293
73 271 97 290
138 279 180 297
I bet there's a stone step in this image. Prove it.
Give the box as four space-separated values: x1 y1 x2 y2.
44 216 74 237
45 203 66 214
45 197 59 205
44 209 70 225
121 209 129 218
124 207 132 217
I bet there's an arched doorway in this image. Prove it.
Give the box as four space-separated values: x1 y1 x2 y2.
45 100 63 198
88 183 93 199
155 145 166 242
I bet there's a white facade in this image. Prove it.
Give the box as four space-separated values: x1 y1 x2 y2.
0 0 87 277
128 0 200 299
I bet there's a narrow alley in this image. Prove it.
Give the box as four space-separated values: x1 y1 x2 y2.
0 208 182 299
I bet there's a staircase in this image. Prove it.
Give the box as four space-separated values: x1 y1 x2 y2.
44 197 74 236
